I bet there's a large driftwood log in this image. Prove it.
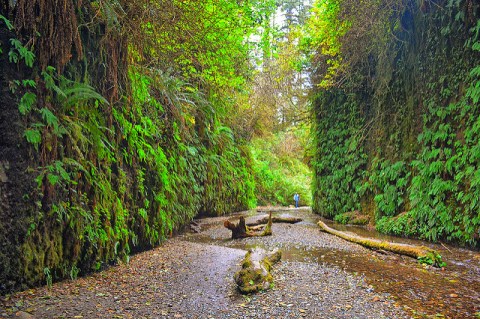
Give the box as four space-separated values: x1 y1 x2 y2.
224 213 272 239
246 214 302 227
234 247 282 293
317 220 446 267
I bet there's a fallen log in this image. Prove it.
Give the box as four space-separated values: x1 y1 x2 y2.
247 214 303 227
317 220 446 267
248 224 266 231
234 247 282 293
224 213 273 239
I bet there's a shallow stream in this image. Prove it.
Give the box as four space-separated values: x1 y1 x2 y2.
185 208 480 318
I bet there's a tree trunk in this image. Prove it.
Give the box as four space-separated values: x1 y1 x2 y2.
317 220 445 267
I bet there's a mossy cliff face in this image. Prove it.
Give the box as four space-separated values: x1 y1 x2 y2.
311 1 480 246
0 2 255 292
0 26 38 292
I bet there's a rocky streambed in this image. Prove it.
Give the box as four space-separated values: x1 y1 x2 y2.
2 208 479 318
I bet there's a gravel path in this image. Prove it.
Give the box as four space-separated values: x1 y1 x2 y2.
2 209 413 318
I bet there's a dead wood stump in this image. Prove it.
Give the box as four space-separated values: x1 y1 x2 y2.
224 213 272 239
234 247 282 293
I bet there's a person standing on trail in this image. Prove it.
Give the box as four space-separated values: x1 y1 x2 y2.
294 193 300 208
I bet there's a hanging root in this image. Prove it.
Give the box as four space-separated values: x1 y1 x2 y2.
14 0 83 70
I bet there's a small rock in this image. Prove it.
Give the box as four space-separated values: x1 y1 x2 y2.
15 311 34 319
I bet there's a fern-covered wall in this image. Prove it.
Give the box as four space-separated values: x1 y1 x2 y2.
311 1 480 246
0 1 255 293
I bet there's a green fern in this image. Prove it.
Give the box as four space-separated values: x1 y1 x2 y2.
9 38 35 67
0 14 13 30
18 92 37 115
24 128 42 150
39 108 59 130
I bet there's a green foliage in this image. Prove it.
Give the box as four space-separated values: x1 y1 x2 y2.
24 128 42 151
1 29 44 154
305 0 349 87
310 1 480 246
0 14 14 30
201 124 256 215
333 211 369 225
0 14 15 54
69 265 80 280
9 38 35 68
367 159 410 219
43 267 52 288
305 0 398 89
15 61 257 286
36 161 71 187
0 0 288 290
311 91 366 217
333 213 349 224
17 67 108 150
250 127 312 207
407 70 480 244
41 66 109 107
376 212 418 238
418 252 447 268
130 0 261 93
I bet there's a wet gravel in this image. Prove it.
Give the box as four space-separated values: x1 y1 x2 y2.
234 261 404 319
2 208 412 319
